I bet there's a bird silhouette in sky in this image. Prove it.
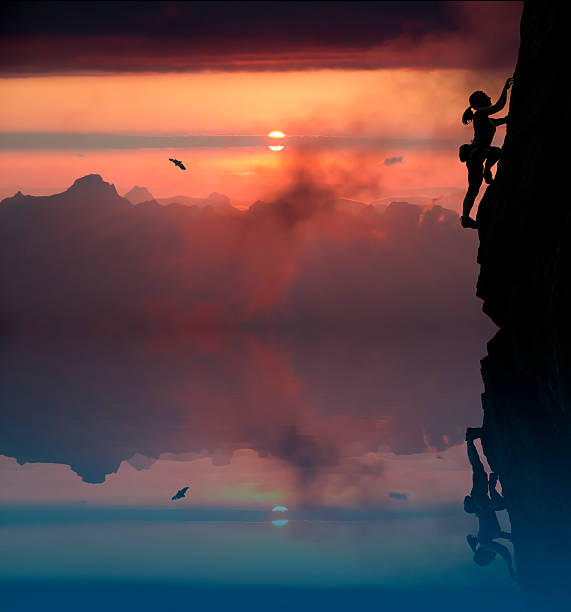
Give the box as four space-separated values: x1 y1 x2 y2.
169 158 187 170
171 486 190 501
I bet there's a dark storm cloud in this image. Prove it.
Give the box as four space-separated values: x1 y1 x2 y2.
0 1 455 39
389 491 409 501
0 1 522 74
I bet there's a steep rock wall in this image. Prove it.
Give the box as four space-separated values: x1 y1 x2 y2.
475 2 570 606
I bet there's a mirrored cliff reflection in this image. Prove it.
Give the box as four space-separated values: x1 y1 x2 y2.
462 330 571 609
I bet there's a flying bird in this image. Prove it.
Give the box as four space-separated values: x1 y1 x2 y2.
169 158 187 171
171 486 190 501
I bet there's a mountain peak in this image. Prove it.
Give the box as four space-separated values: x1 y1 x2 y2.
123 185 154 205
68 174 118 195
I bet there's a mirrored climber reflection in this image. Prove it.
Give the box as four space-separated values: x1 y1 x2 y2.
464 426 517 581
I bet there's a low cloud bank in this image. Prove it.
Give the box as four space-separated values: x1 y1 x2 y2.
0 171 482 331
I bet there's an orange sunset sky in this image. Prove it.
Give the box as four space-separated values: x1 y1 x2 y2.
0 2 522 210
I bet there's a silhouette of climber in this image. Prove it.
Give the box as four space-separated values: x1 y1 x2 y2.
459 77 513 229
464 427 517 581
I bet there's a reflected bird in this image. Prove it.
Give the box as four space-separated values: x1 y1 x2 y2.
171 486 190 501
169 158 187 171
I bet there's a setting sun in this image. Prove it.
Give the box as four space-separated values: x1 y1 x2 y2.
268 130 286 151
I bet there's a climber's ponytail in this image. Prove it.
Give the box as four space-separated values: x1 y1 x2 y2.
462 106 474 125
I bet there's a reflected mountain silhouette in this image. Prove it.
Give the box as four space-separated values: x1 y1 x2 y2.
0 327 485 489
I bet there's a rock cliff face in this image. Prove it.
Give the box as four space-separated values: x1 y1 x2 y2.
475 2 570 606
476 1 569 356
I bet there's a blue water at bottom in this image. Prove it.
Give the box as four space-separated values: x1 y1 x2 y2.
2 581 525 612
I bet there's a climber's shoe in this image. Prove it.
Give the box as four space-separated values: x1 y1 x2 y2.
466 427 482 441
461 215 478 229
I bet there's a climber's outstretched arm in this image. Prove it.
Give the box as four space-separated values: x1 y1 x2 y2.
478 78 513 116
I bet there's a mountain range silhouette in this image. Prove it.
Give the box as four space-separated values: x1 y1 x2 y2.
0 173 484 331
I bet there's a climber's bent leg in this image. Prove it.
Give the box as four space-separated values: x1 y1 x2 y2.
462 160 484 227
484 147 502 184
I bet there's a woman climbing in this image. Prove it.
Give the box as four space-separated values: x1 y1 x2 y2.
460 77 513 229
